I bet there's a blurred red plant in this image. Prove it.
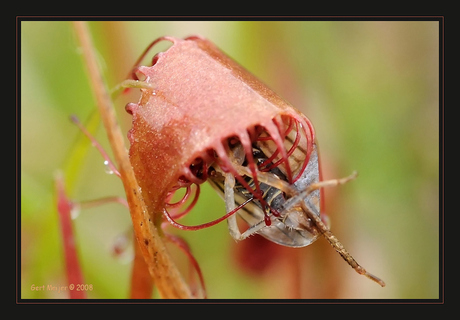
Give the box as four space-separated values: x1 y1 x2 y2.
55 173 86 299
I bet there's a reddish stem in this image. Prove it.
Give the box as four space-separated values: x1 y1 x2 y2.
73 22 192 298
55 173 86 299
130 238 154 299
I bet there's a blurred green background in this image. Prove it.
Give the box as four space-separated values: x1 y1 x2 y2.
21 20 439 299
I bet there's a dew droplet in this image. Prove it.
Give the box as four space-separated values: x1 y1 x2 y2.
70 203 81 220
104 160 114 175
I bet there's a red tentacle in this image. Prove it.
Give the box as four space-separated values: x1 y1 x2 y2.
259 148 280 171
264 119 293 183
163 197 254 231
215 141 276 224
166 184 201 220
263 118 301 176
128 36 176 81
165 233 207 299
166 185 192 208
293 116 314 183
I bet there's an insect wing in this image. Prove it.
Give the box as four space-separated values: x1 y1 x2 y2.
291 144 321 219
262 144 322 247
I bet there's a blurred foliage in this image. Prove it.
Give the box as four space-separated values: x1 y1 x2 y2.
20 20 439 299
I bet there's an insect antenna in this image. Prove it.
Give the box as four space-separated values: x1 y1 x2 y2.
281 171 385 287
301 201 386 287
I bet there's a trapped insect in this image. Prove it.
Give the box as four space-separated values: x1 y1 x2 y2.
207 139 321 247
123 35 385 287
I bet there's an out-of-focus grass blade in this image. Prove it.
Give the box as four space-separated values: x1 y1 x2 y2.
61 110 101 196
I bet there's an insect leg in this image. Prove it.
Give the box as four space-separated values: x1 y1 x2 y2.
233 163 296 196
240 218 273 240
309 171 358 191
222 172 270 241
214 140 272 224
282 171 358 213
223 172 242 240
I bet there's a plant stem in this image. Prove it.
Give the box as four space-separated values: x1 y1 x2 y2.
55 172 86 299
72 21 191 298
130 239 155 298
